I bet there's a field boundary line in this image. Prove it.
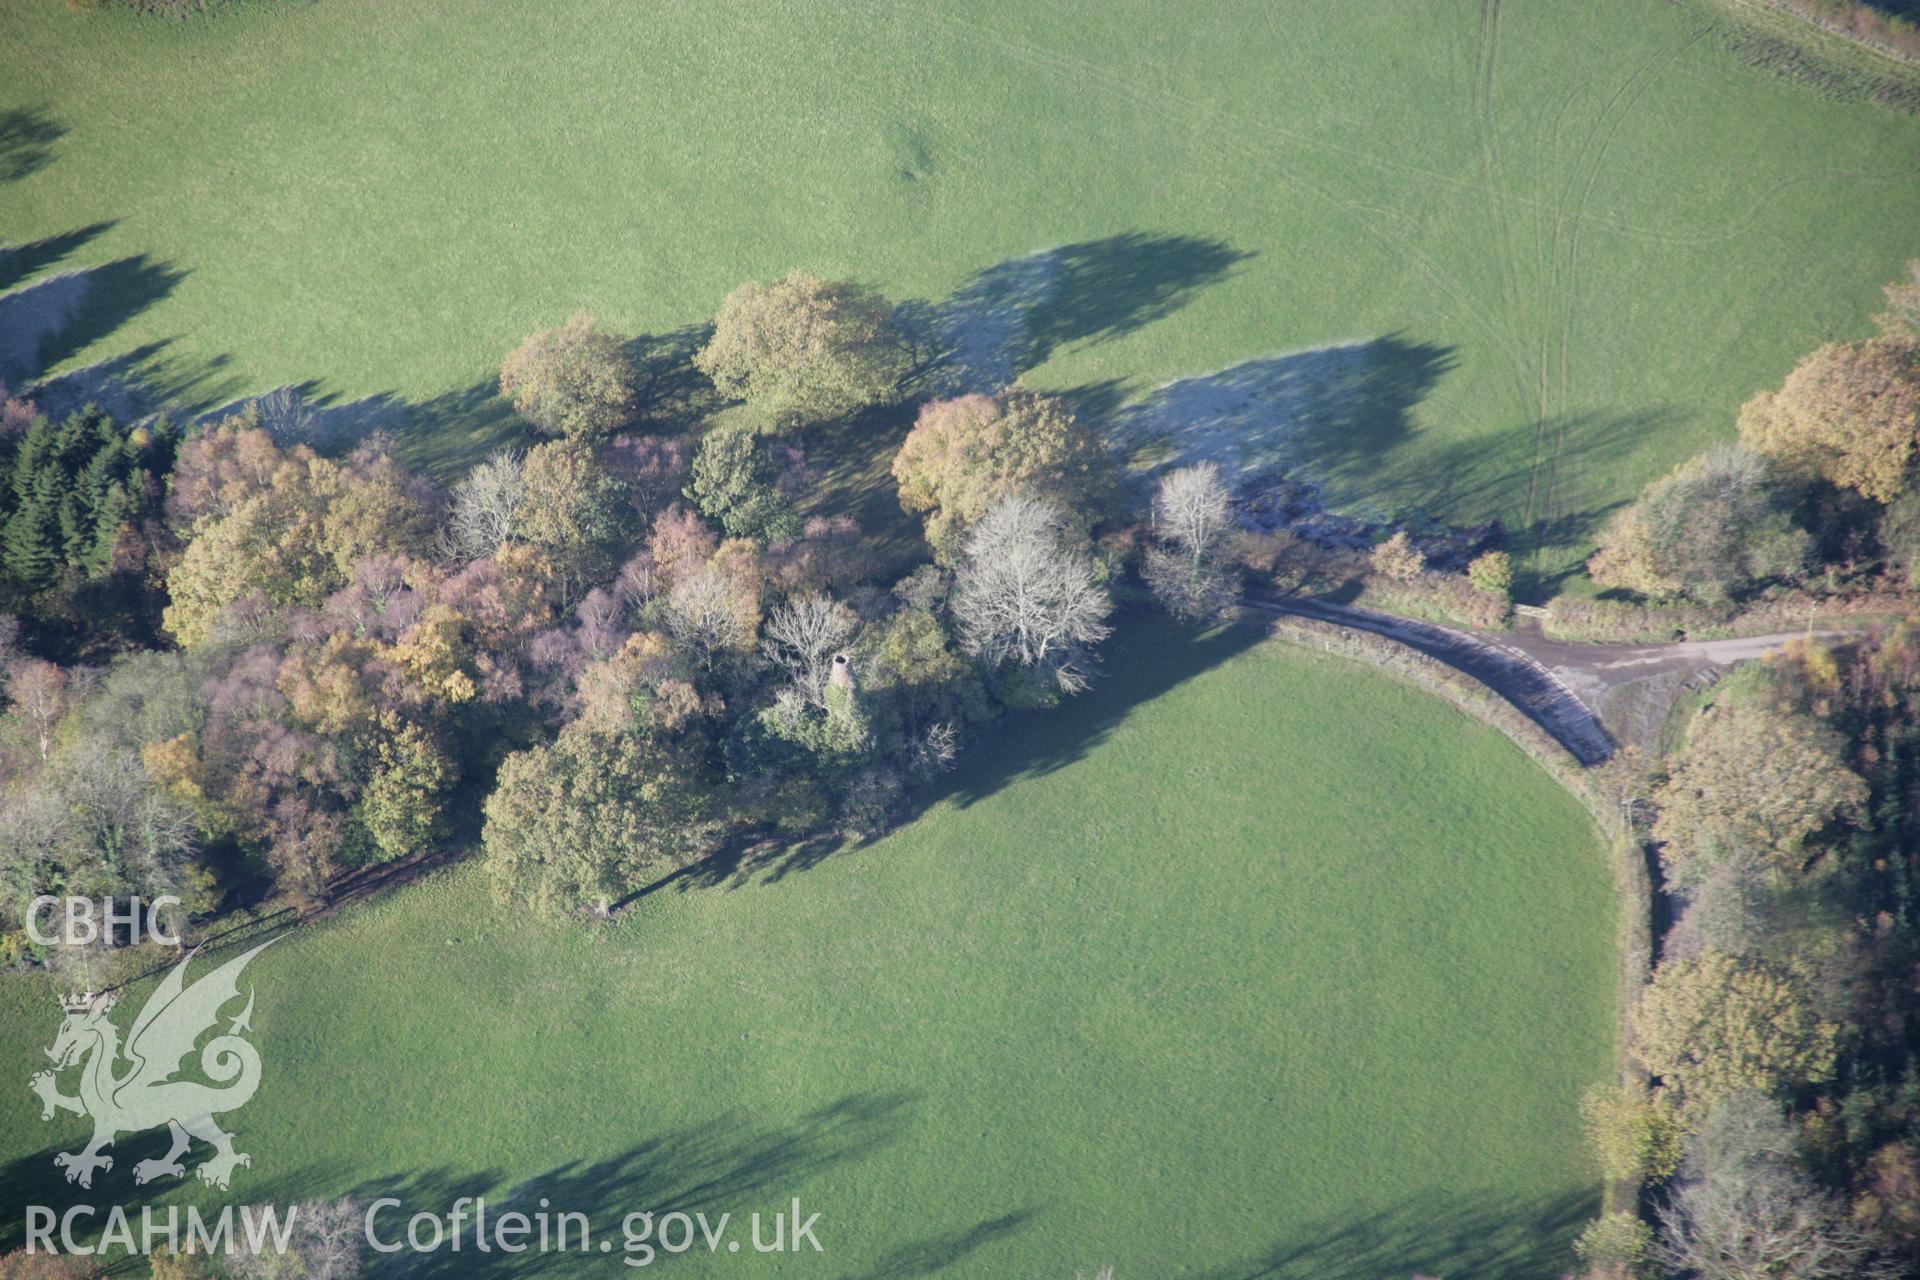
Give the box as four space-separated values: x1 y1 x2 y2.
1720 0 1920 69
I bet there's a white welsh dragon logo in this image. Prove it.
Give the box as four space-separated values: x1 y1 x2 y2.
29 940 278 1191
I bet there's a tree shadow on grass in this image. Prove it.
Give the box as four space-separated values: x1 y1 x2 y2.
1029 232 1256 361
1197 1188 1593 1280
0 1093 918 1270
29 255 189 377
375 381 524 474
29 339 241 426
0 106 63 184
1371 406 1674 599
897 232 1254 397
0 1135 346 1255
932 611 1268 810
1090 336 1672 594
1103 335 1456 495
0 220 116 297
352 1092 919 1277
0 1115 1586 1278
838 1210 1035 1279
193 377 524 474
0 272 91 383
1053 376 1131 426
795 396 928 579
1122 362 1660 602
2 254 193 409
1379 409 1658 525
620 323 720 426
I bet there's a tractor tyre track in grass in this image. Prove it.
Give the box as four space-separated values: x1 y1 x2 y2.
1528 24 1711 576
1475 0 1539 423
898 0 1542 387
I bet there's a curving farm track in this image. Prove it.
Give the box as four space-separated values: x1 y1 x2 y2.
1248 590 1837 766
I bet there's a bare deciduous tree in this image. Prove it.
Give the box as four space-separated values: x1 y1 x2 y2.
444 448 526 561
1145 464 1238 623
9 658 67 762
64 746 199 898
952 493 1112 694
572 586 629 661
228 1196 365 1279
1657 1094 1901 1280
256 386 321 446
615 551 661 607
909 720 959 778
299 1197 367 1280
664 565 752 670
0 784 67 910
763 595 857 705
1153 462 1232 560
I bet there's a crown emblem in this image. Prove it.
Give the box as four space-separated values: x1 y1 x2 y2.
60 991 107 1014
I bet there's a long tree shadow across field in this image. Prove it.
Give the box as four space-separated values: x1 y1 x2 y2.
28 255 186 377
0 272 90 384
0 229 232 424
0 220 115 296
930 612 1267 811
0 1136 347 1255
1025 232 1253 361
1104 335 1454 491
26 339 239 429
0 253 190 392
209 377 521 472
351 1092 920 1277
1196 1188 1593 1280
0 1093 921 1271
838 1210 1036 1279
0 106 62 184
897 232 1254 396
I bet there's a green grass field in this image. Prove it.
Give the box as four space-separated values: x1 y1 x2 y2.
0 623 1618 1277
4 0 1919 588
